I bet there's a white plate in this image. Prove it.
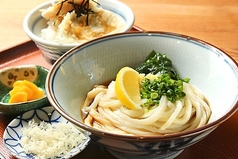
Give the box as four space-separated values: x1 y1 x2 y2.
3 106 90 159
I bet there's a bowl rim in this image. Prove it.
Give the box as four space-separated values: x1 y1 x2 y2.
46 31 238 140
23 0 135 48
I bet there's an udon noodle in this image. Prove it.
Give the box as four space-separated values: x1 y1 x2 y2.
82 75 211 136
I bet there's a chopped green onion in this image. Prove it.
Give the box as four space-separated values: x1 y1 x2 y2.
140 73 188 107
136 50 190 108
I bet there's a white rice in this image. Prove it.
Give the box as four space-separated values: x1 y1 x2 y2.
40 1 125 44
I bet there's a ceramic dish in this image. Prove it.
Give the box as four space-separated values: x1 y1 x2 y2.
0 65 49 116
3 106 90 159
46 31 238 159
23 0 135 64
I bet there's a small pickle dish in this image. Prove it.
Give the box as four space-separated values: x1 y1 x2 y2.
46 31 238 159
0 65 49 116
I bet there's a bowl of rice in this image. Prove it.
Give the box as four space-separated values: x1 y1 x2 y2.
23 0 134 64
46 31 238 159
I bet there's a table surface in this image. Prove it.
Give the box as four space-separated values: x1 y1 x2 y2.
1 0 238 159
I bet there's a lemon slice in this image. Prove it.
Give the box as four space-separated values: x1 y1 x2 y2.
115 67 141 110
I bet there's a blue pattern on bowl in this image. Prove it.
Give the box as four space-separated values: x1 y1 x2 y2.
89 127 216 159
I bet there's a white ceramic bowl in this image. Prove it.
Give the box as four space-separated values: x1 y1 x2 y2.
46 31 238 159
3 106 90 159
23 0 135 64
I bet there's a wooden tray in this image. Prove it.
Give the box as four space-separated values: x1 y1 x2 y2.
1 26 238 159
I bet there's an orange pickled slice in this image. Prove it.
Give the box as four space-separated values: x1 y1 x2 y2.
9 80 44 103
10 85 34 99
115 67 141 110
21 80 44 100
9 92 28 103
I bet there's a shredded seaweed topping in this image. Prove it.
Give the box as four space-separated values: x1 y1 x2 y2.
56 0 99 25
